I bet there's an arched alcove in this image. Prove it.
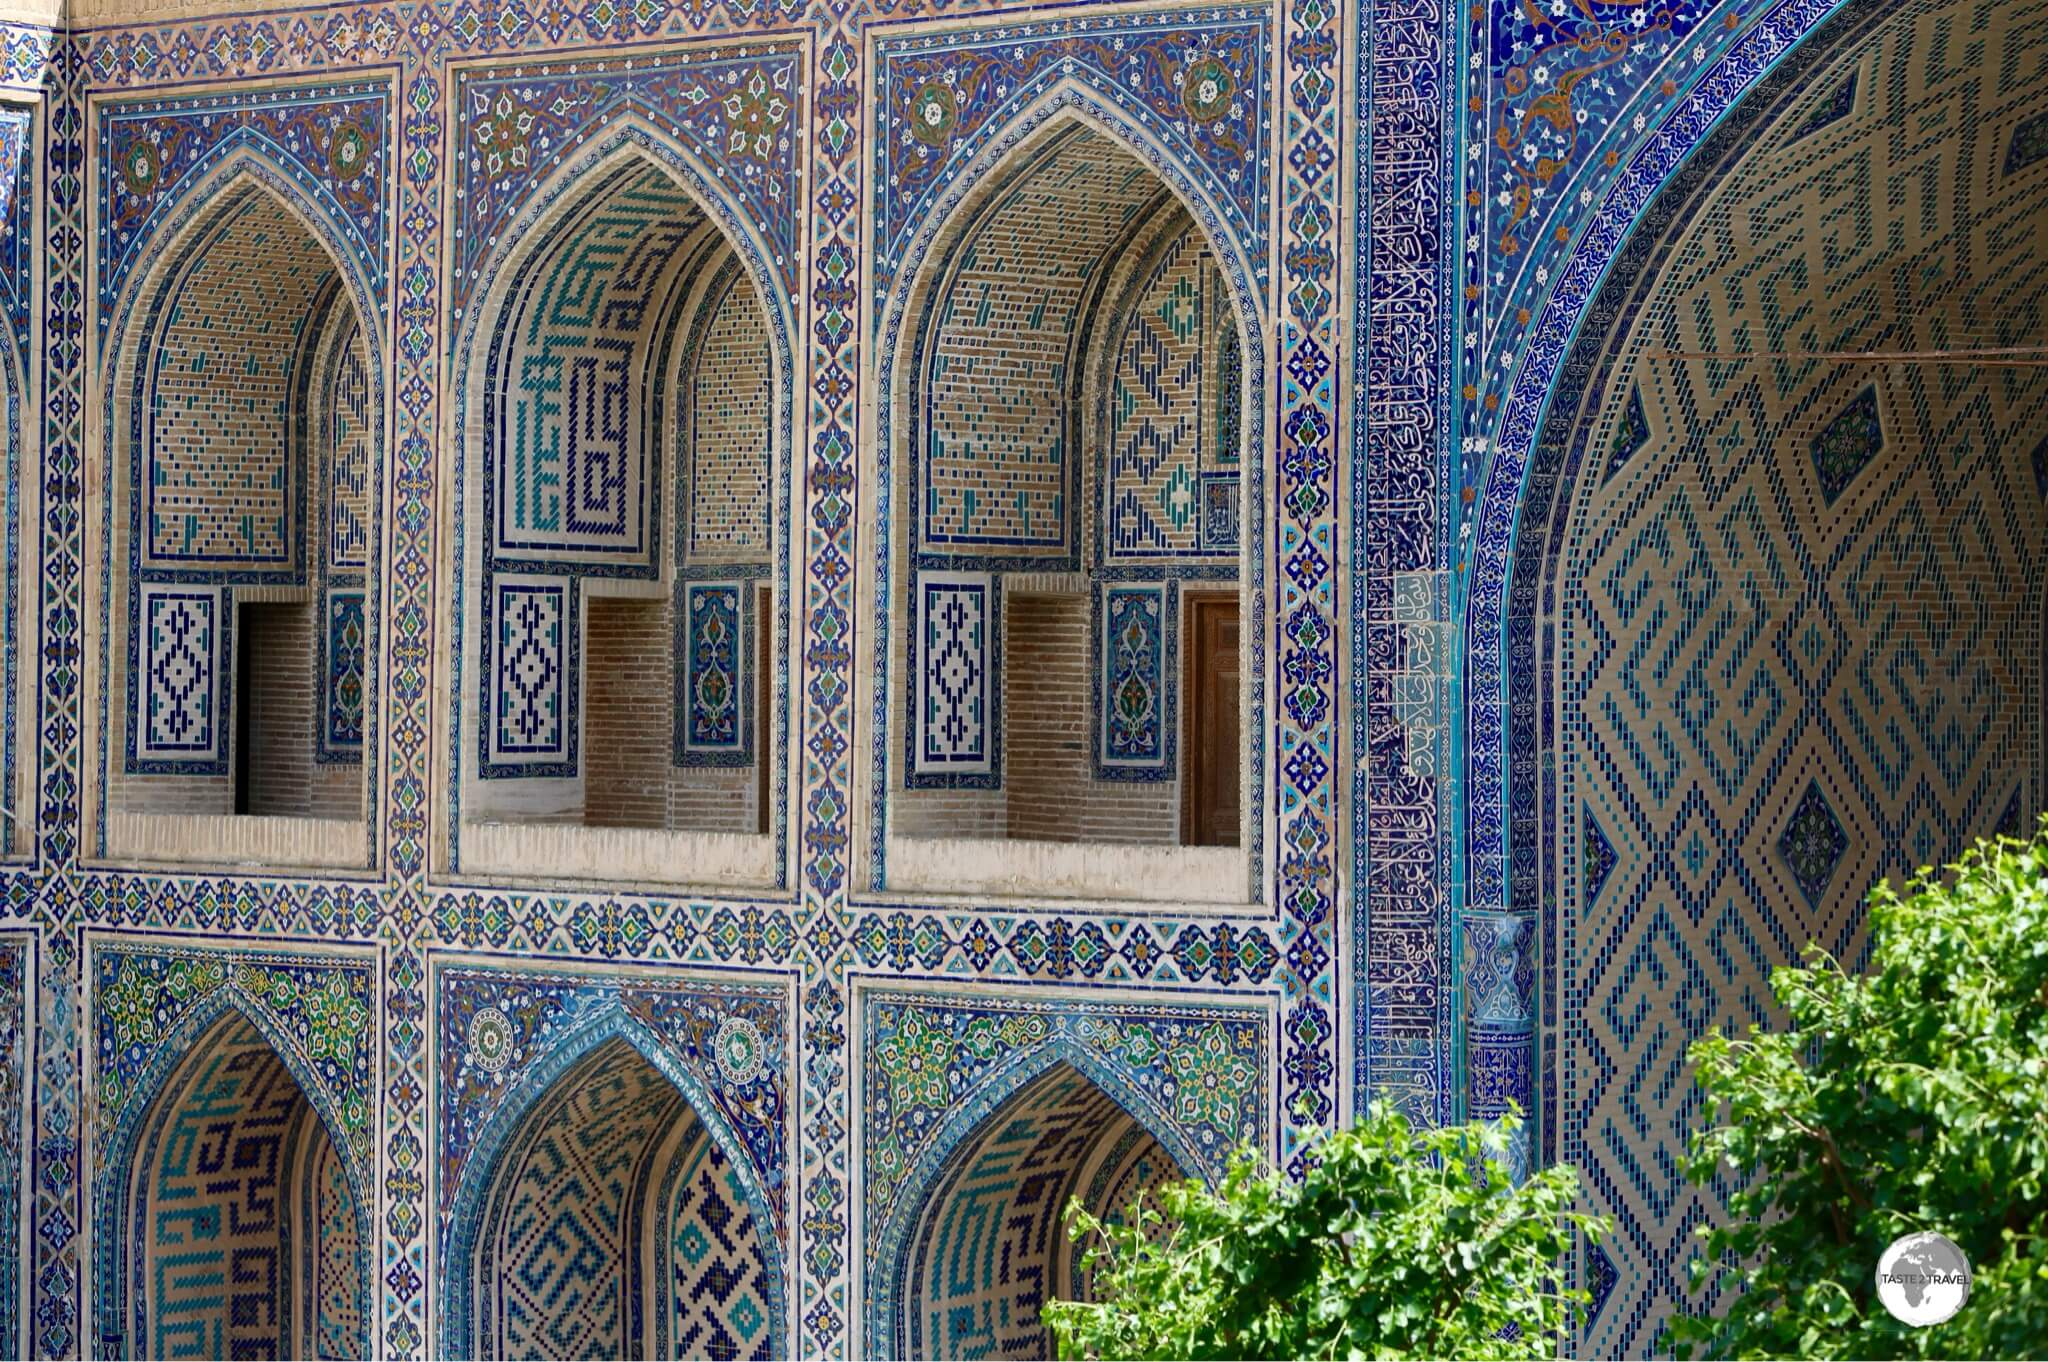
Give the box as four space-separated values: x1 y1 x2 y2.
454 140 787 888
882 1060 1185 1360
876 109 1263 904
98 165 381 868
106 1010 367 1359
1496 0 2048 1351
450 1035 779 1361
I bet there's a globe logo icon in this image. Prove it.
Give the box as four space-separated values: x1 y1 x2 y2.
1876 1231 1971 1327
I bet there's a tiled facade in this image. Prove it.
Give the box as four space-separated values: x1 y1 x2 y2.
0 0 2018 1359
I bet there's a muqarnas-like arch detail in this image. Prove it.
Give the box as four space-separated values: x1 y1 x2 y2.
454 126 793 871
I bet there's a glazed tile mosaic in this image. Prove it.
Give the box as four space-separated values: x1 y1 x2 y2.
0 0 2019 1356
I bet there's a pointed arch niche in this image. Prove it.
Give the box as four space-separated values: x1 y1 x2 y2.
877 1059 1188 1360
452 137 790 888
94 165 382 869
870 108 1264 905
443 1035 783 1361
98 1009 370 1360
1475 0 2048 1351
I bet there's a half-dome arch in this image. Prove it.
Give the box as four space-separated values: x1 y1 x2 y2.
870 1045 1199 1360
96 153 383 860
449 128 794 885
440 1009 785 1360
1460 1 2048 1354
95 1003 371 1360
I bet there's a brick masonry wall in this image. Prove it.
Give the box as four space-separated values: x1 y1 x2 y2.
920 127 1169 561
145 192 335 568
1004 593 1175 844
685 272 773 566
584 595 672 830
241 601 361 819
584 592 762 835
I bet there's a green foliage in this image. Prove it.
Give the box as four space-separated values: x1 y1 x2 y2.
1674 820 2048 1360
1042 1105 1607 1361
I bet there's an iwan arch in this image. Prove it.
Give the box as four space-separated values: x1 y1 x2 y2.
0 0 2014 1357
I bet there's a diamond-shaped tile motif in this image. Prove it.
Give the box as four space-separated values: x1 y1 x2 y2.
2006 110 2048 175
1583 808 1618 904
1602 385 1651 483
1790 72 1856 142
1778 781 1849 907
1810 385 1884 504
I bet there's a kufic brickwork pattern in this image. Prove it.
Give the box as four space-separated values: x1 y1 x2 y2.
1544 3 2048 1348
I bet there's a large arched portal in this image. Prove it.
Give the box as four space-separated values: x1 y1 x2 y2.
1506 0 2048 1351
453 1036 780 1361
887 1062 1185 1360
109 1011 367 1359
878 115 1262 903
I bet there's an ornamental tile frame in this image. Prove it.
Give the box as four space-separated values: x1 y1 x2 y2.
82 934 379 1360
0 0 1954 1356
442 46 803 877
86 79 394 869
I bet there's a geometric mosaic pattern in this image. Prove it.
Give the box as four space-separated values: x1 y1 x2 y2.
897 1063 1180 1359
1809 384 1885 505
121 1012 365 1360
322 315 374 573
491 167 700 565
1541 6 2048 1350
912 572 994 780
11 3 2029 1362
434 966 787 1360
864 993 1266 1353
916 127 1170 565
1103 224 1239 565
137 190 332 570
488 578 569 769
684 271 773 567
136 584 221 766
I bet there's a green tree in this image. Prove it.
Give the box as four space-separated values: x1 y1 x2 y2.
1674 820 2048 1360
1043 1105 1607 1361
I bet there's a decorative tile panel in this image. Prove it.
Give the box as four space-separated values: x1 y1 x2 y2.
485 576 571 772
490 167 698 565
1095 582 1175 779
1102 224 1238 566
911 570 995 782
96 80 391 344
678 580 749 766
872 10 1271 300
1810 384 1884 505
134 583 224 769
323 588 366 758
862 991 1268 1352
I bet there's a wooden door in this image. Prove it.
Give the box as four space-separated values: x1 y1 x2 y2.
1183 596 1240 847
